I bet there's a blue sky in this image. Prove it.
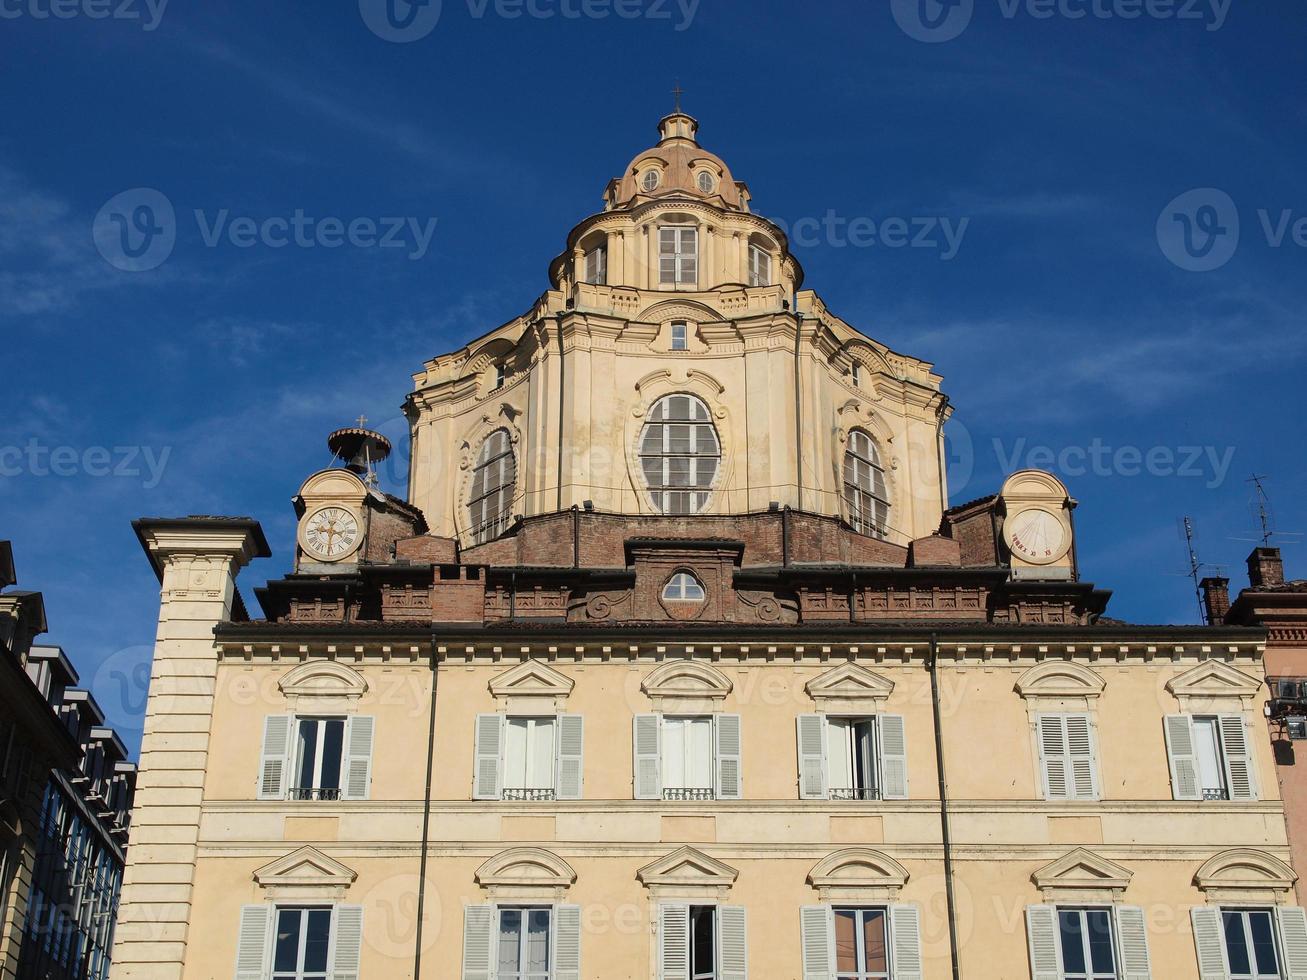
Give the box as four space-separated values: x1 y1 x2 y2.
3 1 1305 751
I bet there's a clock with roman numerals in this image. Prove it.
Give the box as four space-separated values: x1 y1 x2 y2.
301 506 361 561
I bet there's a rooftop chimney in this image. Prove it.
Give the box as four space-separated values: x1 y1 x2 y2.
1248 546 1285 589
1200 576 1231 624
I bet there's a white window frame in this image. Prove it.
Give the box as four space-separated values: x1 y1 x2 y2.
502 716 557 802
671 321 689 351
271 906 334 980
659 226 699 286
697 171 716 194
635 713 742 802
748 244 771 287
662 715 715 801
1219 907 1281 980
1054 906 1118 980
826 717 879 802
469 429 517 545
638 394 721 515
843 430 890 540
583 244 607 285
495 363 508 390
832 906 891 980
292 716 346 802
663 572 705 601
497 905 553 980
642 169 662 193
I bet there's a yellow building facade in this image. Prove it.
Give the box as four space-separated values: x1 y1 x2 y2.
110 115 1303 980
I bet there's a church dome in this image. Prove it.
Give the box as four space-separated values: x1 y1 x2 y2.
609 112 749 212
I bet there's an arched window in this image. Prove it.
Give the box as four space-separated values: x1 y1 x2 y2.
663 572 705 601
843 430 889 539
639 395 720 515
469 429 516 544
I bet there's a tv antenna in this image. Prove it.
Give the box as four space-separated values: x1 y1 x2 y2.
1180 516 1212 624
1233 475 1302 548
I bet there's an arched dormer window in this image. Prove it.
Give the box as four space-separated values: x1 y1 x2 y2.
469 429 515 544
639 395 720 514
663 572 705 602
843 430 889 539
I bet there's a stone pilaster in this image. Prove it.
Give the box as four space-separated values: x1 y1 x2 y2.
108 519 266 980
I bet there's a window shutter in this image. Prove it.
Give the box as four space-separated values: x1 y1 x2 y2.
1218 714 1256 800
796 715 827 800
1190 907 1229 980
258 715 293 800
234 905 272 980
715 714 743 801
1037 715 1070 801
330 905 364 980
717 905 748 980
799 905 834 980
553 903 582 980
1164 715 1202 801
1278 906 1307 980
634 714 662 800
1025 904 1063 980
889 904 924 980
555 714 584 801
877 714 909 800
659 903 690 980
342 716 374 801
462 905 495 980
1065 713 1099 800
473 714 503 801
1114 905 1152 980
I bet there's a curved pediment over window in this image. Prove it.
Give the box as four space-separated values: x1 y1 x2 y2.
1015 661 1106 701
476 847 577 900
1194 848 1297 902
278 660 368 702
642 659 732 712
807 848 909 902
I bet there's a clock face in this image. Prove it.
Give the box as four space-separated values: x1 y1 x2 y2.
1006 508 1068 565
303 507 360 561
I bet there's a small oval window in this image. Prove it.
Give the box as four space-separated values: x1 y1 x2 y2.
697 172 715 194
642 169 661 192
663 572 705 601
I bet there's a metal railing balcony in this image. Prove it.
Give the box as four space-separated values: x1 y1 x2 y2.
663 787 714 801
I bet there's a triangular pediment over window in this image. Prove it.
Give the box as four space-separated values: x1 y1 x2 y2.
806 662 894 707
1166 661 1262 710
488 659 575 700
638 846 738 899
254 846 356 899
1032 848 1132 902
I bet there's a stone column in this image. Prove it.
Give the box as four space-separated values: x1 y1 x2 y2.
108 519 266 980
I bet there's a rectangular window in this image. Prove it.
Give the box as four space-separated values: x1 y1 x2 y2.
584 244 607 285
272 907 332 980
495 363 508 390
671 321 688 351
834 907 889 979
292 718 345 801
503 717 556 801
1037 713 1098 800
851 362 862 387
827 718 878 801
659 227 698 285
1222 908 1280 979
748 244 771 287
497 907 551 980
1193 715 1229 800
1057 908 1116 980
690 906 716 980
662 715 714 801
